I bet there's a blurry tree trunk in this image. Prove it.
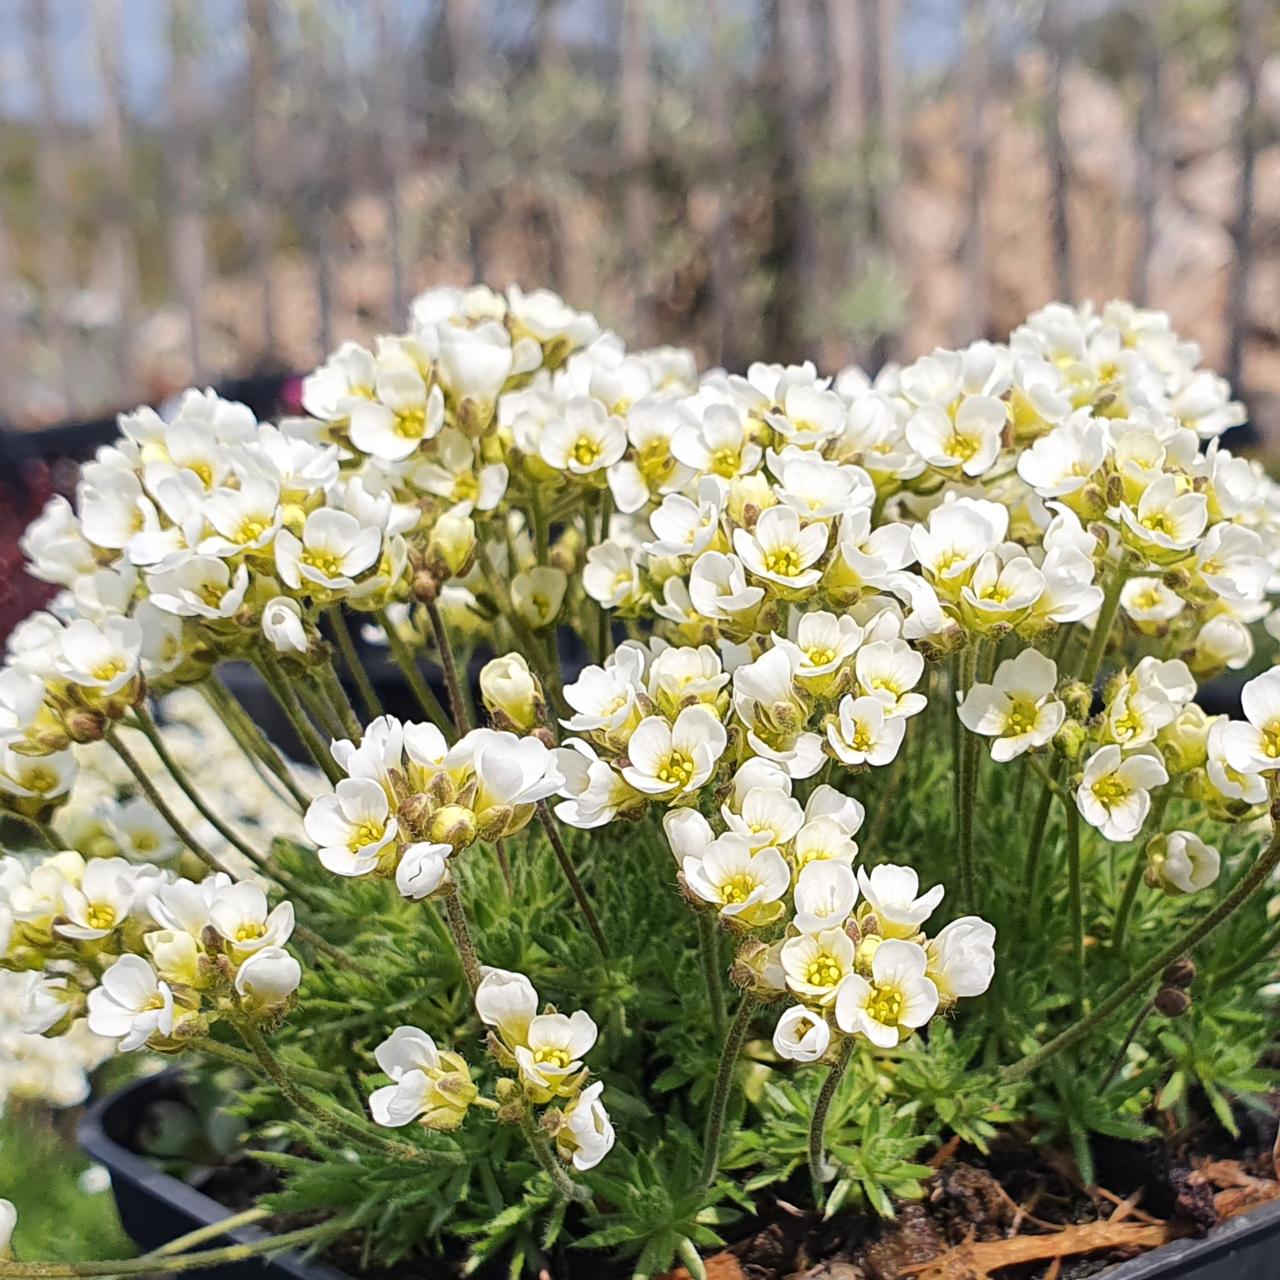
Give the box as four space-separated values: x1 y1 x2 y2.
1226 0 1264 398
1129 0 1162 305
167 0 207 381
829 0 863 301
92 0 138 402
761 1 802 363
26 0 78 411
706 0 739 369
0 180 18 424
777 0 820 348
620 0 653 341
297 8 335 356
244 0 278 360
859 0 893 369
536 0 568 293
376 0 410 323
958 0 989 342
445 0 485 281
1041 1 1074 303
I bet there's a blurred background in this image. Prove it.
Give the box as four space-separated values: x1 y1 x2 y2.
0 0 1277 436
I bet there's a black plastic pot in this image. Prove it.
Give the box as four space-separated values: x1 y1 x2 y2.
81 1075 1280 1279
78 1071 350 1280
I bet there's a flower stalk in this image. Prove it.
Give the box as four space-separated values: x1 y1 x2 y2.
699 994 759 1188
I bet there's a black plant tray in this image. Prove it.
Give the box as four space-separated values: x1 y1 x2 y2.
78 1071 350 1280
80 1059 1280 1280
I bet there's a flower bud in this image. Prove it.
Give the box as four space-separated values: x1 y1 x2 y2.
1053 719 1088 762
426 512 477 581
62 706 106 744
234 947 302 1013
1162 958 1196 990
1153 987 1191 1018
1060 680 1093 720
479 654 544 733
429 804 479 850
262 596 308 655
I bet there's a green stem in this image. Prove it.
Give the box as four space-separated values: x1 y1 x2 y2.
204 677 311 811
4 811 59 850
442 883 482 992
106 730 237 878
494 838 514 897
537 802 610 958
317 657 362 741
956 644 979 911
426 597 472 733
696 914 727 1039
1077 564 1127 689
131 706 272 870
297 677 345 742
1098 1000 1155 1092
143 1208 270 1257
0 1221 352 1277
808 1036 854 1199
1023 768 1058 909
520 1109 591 1203
254 655 344 785
194 1036 335 1090
1112 848 1148 954
1003 781 1280 1083
699 995 759 1188
328 607 383 722
1066 799 1085 1016
377 610 452 732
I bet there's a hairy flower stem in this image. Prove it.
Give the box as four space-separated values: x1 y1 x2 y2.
316 658 362 741
253 655 344 785
537 802 610 959
0 1220 354 1278
1004 780 1280 1083
1112 790 1169 953
297 678 346 742
697 914 727 1039
808 1036 854 1200
1065 800 1085 1016
1022 769 1058 912
699 994 759 1189
194 1036 335 1091
377 609 452 732
6 811 58 849
131 706 272 871
235 1018 435 1163
204 677 311 811
520 1109 592 1204
426 597 471 733
494 838 514 896
106 729 238 878
1098 1000 1155 1092
443 884 482 992
1076 564 1127 689
956 644 979 911
327 606 384 721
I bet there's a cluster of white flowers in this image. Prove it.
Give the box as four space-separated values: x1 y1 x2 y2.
1 850 301 1057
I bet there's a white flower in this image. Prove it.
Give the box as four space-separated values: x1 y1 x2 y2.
958 649 1065 762
856 864 944 938
349 367 445 461
55 618 142 697
1075 745 1169 841
733 507 828 591
511 567 568 628
395 842 452 899
476 967 540 1048
826 695 906 767
905 396 1005 476
646 480 725 558
1121 577 1185 624
147 555 249 619
86 954 174 1051
722 786 803 849
515 1010 598 1099
262 596 308 655
792 817 859 869
688 551 765 623
303 778 399 876
791 860 858 934
1118 474 1209 559
209 882 295 959
438 320 517 408
925 916 996 1002
539 399 627 475
1157 831 1221 894
855 640 926 718
1218 668 1280 775
0 746 77 802
621 706 726 798
198 477 284 556
234 947 302 1006
671 402 761 478
558 1081 615 1170
910 497 1008 592
1016 413 1107 498
275 509 381 593
479 654 542 732
781 927 857 1006
772 1005 832 1063
57 857 136 942
662 806 714 862
683 833 790 928
562 647 646 739
554 743 638 829
301 340 375 422
1190 614 1253 674
834 938 939 1048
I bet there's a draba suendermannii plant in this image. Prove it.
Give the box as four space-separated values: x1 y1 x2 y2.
3 288 1280 1275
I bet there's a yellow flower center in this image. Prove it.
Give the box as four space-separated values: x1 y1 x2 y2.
720 872 758 905
571 435 602 468
235 516 270 544
86 903 117 932
805 953 844 988
868 985 905 1026
235 923 266 943
24 767 58 793
1263 722 1280 759
303 548 345 578
656 749 694 787
764 546 803 577
90 657 126 683
950 433 981 462
1091 776 1131 808
199 580 227 607
393 407 427 440
851 722 874 752
1140 512 1175 536
637 437 674 484
534 1047 572 1070
806 646 836 668
710 447 740 477
453 472 479 503
1005 700 1037 737
349 820 385 851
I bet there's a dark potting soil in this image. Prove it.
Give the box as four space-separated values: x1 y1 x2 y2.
119 1082 1280 1280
